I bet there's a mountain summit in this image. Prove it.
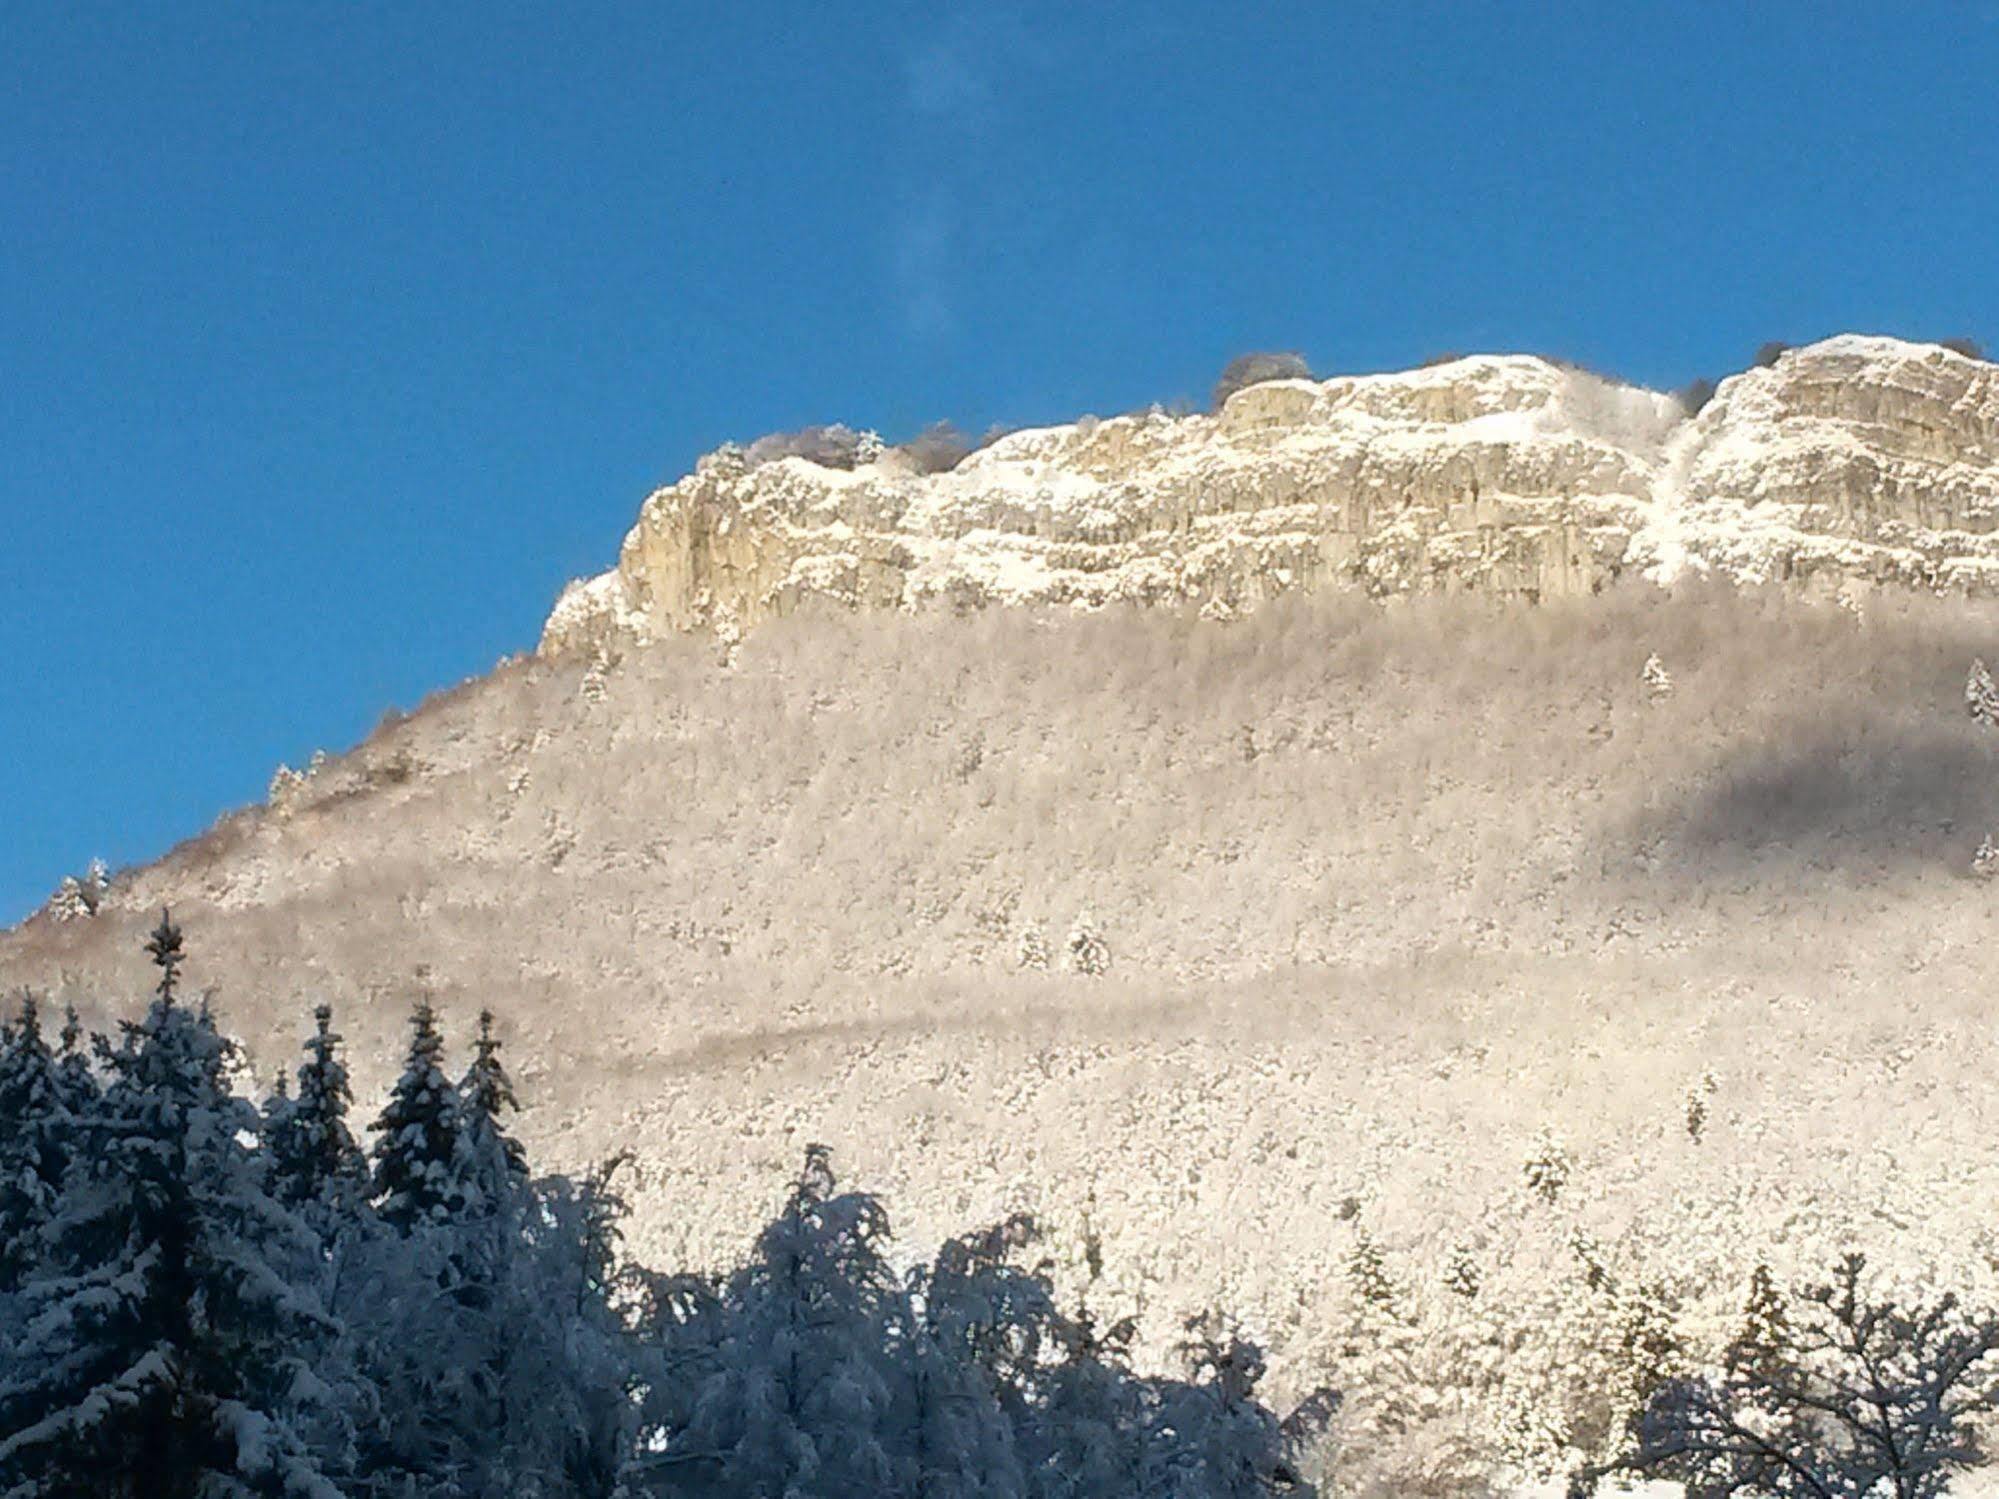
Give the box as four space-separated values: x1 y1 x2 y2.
544 336 1999 658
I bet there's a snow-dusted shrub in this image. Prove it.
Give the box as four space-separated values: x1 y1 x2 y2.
1066 912 1111 976
744 422 870 471
1975 835 1999 879
1675 376 1717 415
268 751 329 813
1349 1230 1396 1312
697 439 748 477
1523 1130 1571 1206
895 420 972 475
580 647 611 703
45 860 110 922
267 762 307 809
1685 1070 1717 1141
1016 926 1050 971
1967 658 1999 726
1211 350 1311 411
1444 1244 1481 1301
1570 1229 1613 1294
45 876 90 923
950 729 984 781
1640 651 1673 702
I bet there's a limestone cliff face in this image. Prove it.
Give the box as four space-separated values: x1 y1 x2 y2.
543 336 1999 654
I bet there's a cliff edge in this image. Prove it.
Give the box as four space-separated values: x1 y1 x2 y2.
543 335 1999 656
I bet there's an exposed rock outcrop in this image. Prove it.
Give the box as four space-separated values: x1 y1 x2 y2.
541 336 1999 655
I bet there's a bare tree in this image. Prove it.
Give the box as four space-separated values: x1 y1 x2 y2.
1578 1253 1999 1499
1211 351 1311 411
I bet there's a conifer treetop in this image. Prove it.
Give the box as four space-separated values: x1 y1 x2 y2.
144 907 184 1004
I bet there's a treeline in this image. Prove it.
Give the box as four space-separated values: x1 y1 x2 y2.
0 917 1316 1497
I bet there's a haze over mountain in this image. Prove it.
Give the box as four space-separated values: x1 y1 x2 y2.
9 334 1999 1485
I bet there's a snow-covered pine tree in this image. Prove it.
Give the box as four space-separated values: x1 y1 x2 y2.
1523 1129 1571 1206
1144 1313 1306 1497
644 1145 905 1496
1443 1243 1482 1301
455 1008 529 1218
903 1216 1048 1497
1975 835 1999 880
1640 652 1673 703
1725 1261 1791 1383
368 998 464 1232
45 874 90 923
0 914 352 1497
1018 1294 1153 1499
266 1002 367 1217
1969 659 1999 726
0 996 75 1294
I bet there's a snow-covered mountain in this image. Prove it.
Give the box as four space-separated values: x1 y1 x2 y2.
543 335 1999 657
11 333 1999 1489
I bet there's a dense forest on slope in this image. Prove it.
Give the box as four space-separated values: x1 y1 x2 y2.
14 584 1999 1491
7 923 1999 1497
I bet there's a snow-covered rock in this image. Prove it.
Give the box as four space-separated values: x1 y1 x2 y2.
541 336 1999 655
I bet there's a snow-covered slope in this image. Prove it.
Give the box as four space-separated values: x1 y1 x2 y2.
543 336 1999 655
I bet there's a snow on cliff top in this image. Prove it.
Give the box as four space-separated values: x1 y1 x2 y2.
543 336 1999 653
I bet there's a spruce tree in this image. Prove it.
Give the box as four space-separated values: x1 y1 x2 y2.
368 998 463 1232
656 1145 905 1495
54 1003 95 1114
454 1007 528 1219
0 913 351 1497
267 1003 366 1215
0 995 72 1294
1969 659 1999 726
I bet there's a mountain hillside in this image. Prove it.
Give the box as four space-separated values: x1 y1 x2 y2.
10 338 1999 1483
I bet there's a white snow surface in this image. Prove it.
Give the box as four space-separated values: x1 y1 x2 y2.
542 336 1999 655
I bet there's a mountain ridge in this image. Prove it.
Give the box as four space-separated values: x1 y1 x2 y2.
542 334 1999 658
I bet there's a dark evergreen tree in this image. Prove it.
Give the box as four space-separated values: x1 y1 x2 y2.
638 1145 906 1496
54 1002 96 1115
266 1002 367 1216
368 998 463 1232
0 995 73 1294
0 913 354 1497
453 1007 528 1219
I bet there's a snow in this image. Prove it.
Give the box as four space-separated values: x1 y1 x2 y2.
541 335 1999 655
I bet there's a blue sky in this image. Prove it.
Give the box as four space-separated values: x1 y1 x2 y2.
4 2 1998 922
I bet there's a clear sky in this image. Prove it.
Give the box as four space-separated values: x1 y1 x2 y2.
4 2 1997 923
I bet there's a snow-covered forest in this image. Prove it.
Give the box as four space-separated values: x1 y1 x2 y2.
9 919 1999 1497
0 916 1319 1496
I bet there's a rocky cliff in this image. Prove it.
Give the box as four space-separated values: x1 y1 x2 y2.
541 335 1999 656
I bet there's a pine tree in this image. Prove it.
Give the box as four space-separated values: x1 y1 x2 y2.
1444 1243 1482 1300
368 998 463 1232
1347 1230 1396 1311
1146 1314 1300 1498
0 995 73 1293
267 1003 367 1215
1640 652 1673 702
1969 659 1999 726
0 914 351 1497
454 1008 528 1219
1726 1261 1792 1383
653 1145 905 1495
